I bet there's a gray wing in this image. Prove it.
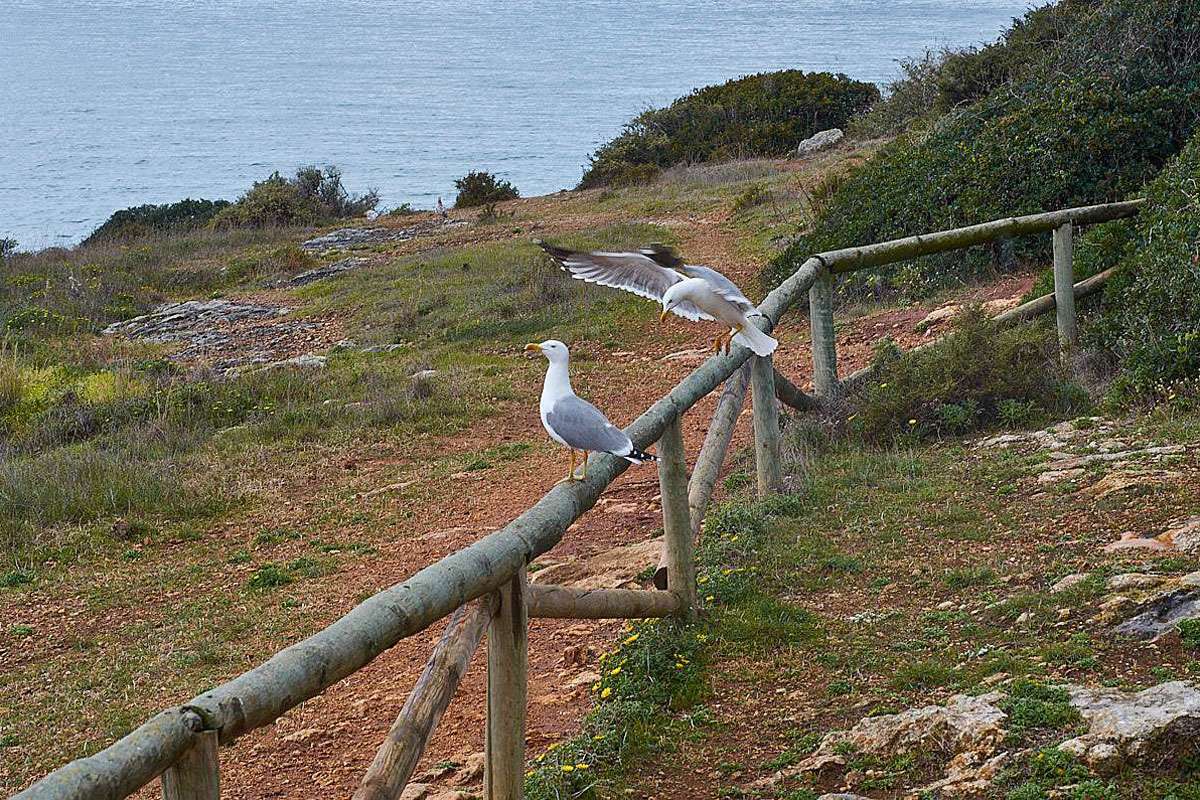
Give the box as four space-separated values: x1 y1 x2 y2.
681 265 757 312
537 241 712 321
546 395 632 455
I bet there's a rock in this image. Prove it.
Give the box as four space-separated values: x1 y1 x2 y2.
1051 573 1090 594
450 751 486 785
1179 571 1200 589
330 338 358 351
1113 589 1200 639
362 343 410 354
399 783 431 800
529 538 662 589
301 218 468 252
565 670 600 690
918 750 1009 796
1103 533 1175 554
251 353 327 372
796 693 1007 776
917 297 1021 333
1059 682 1200 775
277 256 370 287
280 727 322 743
794 128 844 157
1038 468 1085 484
1161 516 1200 553
1078 470 1183 500
818 795 872 800
1106 573 1163 592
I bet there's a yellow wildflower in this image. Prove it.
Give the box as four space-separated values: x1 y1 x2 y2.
575 763 590 770
561 764 575 773
623 633 639 645
601 687 612 699
609 667 622 676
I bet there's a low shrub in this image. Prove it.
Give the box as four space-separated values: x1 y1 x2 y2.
848 310 1088 443
452 171 519 208
82 199 231 245
1080 135 1200 398
211 166 378 229
579 70 879 188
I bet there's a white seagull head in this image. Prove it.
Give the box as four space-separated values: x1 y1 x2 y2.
660 278 707 323
524 339 569 363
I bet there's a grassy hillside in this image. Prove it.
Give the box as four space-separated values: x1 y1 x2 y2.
767 0 1200 299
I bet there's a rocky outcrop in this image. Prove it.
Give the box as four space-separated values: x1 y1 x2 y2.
795 128 844 157
529 537 661 590
301 219 468 252
1060 682 1200 775
276 256 371 287
103 299 290 342
915 297 1022 333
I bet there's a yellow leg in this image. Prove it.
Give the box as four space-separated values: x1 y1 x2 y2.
710 333 724 353
560 448 577 483
580 452 588 480
724 325 743 354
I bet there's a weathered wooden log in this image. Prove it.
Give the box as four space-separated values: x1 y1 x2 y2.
1052 222 1077 349
820 200 1143 274
527 584 680 618
355 595 497 800
657 414 697 620
13 709 202 800
160 729 218 800
750 356 784 496
485 571 527 800
686 361 752 541
808 267 839 398
773 369 819 412
994 265 1117 326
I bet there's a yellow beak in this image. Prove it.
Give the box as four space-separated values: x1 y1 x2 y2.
659 309 669 323
524 343 542 353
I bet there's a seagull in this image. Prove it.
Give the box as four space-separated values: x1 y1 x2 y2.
525 339 657 482
536 241 778 356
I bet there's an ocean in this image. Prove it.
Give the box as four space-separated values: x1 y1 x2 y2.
1 1 1033 249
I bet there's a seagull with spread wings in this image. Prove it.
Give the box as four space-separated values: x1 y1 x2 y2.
536 241 778 356
525 339 657 482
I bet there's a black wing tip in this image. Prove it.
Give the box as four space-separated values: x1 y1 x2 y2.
639 243 684 270
534 239 575 264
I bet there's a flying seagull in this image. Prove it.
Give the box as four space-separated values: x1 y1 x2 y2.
535 241 778 356
525 339 657 482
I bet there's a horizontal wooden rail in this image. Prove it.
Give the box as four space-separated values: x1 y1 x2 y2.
527 584 680 618
818 199 1143 274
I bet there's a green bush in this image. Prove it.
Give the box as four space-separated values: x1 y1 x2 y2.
848 310 1088 443
83 199 231 245
1080 135 1200 397
768 0 1200 299
452 171 519 208
211 166 378 229
579 70 879 188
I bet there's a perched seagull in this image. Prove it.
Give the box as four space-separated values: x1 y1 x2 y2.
525 339 657 482
536 241 778 356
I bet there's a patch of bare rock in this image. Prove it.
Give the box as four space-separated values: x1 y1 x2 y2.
757 681 1200 796
300 218 468 253
529 536 661 590
274 255 372 287
916 296 1022 334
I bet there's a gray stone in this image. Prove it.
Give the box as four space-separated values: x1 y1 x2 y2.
794 128 844 156
1106 573 1164 592
1113 589 1200 639
301 218 468 252
1051 573 1090 594
1060 682 1200 775
277 256 370 287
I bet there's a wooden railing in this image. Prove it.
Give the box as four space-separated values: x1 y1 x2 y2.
12 198 1144 800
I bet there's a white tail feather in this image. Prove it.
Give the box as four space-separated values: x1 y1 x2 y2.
733 325 778 356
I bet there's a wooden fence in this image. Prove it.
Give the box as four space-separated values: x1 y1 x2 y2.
12 198 1143 800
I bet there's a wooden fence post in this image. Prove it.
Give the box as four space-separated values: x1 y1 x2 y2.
750 356 783 496
161 730 218 800
485 571 527 800
808 267 839 399
686 362 752 538
1052 222 1078 350
658 414 697 620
